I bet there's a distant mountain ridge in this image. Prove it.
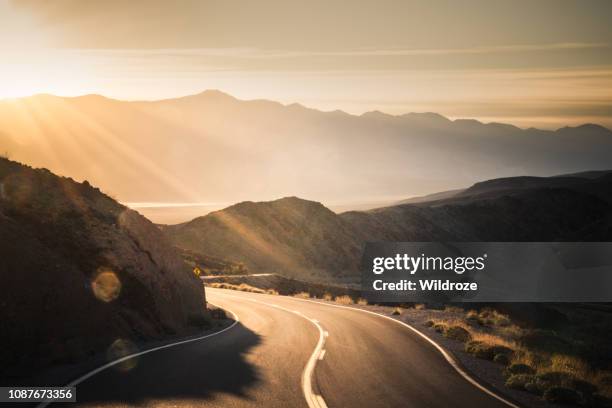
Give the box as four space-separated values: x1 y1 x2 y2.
1 90 611 206
166 170 612 279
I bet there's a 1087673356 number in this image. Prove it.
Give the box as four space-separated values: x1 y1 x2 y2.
0 387 76 402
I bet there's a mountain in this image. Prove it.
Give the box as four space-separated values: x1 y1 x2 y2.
396 188 465 205
166 171 612 280
0 158 206 377
1 91 611 206
164 197 363 279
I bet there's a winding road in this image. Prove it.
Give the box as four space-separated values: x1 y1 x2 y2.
60 288 517 407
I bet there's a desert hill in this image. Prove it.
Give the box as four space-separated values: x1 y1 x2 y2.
164 197 363 279
0 158 206 377
166 171 612 279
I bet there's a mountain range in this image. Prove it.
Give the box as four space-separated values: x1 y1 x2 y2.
165 170 612 280
1 91 611 206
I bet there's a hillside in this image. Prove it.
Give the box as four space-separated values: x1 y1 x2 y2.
166 171 612 280
0 158 206 378
1 91 611 206
165 197 363 279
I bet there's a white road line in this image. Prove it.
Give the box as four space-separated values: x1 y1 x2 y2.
318 350 326 361
220 294 328 408
286 295 521 408
37 302 239 408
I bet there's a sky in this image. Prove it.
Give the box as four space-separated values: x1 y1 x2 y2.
1 0 612 128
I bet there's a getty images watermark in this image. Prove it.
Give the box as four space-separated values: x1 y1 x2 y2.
361 242 612 302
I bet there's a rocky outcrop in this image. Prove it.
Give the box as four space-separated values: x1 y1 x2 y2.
0 158 206 377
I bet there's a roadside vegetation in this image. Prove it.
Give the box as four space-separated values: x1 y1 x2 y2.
421 307 612 407
207 282 278 295
206 276 612 407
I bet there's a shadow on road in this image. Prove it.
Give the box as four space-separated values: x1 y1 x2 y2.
69 321 261 406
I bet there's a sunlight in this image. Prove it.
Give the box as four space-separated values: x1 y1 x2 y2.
212 211 301 271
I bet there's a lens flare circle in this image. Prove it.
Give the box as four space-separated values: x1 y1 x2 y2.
91 267 121 302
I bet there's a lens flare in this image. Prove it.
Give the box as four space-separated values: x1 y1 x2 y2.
107 339 139 372
91 268 121 302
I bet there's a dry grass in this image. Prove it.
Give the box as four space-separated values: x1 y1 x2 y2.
511 349 542 368
444 305 464 314
208 282 268 294
546 354 590 377
428 318 471 332
392 307 402 315
322 293 333 301
432 307 612 404
293 291 311 299
356 298 368 305
470 332 517 350
470 308 512 327
414 303 426 310
334 295 354 305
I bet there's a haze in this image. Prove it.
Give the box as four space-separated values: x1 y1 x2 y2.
1 0 612 128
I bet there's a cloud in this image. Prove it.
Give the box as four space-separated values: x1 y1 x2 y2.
60 42 609 59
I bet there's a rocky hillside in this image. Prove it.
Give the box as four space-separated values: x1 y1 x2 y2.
166 171 612 279
165 197 363 279
0 158 206 378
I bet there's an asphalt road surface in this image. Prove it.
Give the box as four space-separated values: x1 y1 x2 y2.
55 288 516 408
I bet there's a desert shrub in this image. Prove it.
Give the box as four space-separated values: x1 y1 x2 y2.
391 307 402 316
532 370 598 399
476 308 512 327
293 292 311 299
498 324 524 340
414 303 426 310
536 371 574 384
356 298 368 305
237 283 266 294
465 337 514 361
505 363 535 376
208 282 269 293
549 354 590 378
334 295 353 305
433 322 446 333
444 305 463 313
505 374 535 390
494 354 510 366
511 349 546 369
465 310 479 324
533 371 574 394
266 289 279 295
323 293 333 301
445 326 472 342
543 386 581 405
465 341 493 359
424 320 435 327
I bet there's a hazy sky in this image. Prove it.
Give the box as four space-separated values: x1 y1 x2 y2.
1 0 612 128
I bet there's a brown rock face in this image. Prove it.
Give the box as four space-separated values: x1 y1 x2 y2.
0 158 206 376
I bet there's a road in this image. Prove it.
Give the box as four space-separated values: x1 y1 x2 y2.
59 288 515 407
